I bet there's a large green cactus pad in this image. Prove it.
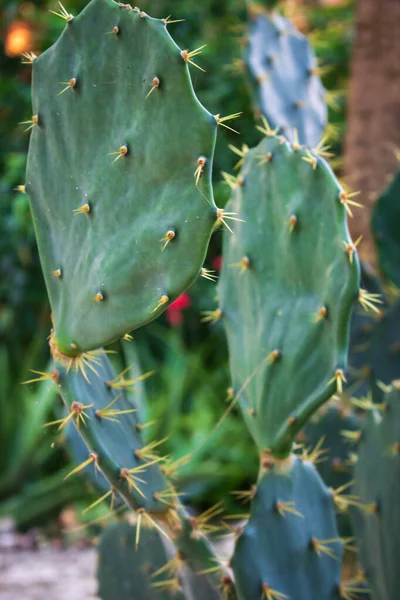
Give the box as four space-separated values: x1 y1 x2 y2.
219 135 359 456
26 0 217 355
231 456 343 600
352 382 400 600
246 12 327 147
372 169 400 287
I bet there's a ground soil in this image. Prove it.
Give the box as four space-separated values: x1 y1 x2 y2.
0 546 97 600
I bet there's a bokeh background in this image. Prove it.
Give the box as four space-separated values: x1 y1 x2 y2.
1 0 398 595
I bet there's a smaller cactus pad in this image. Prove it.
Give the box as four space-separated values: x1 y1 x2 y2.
372 169 400 287
245 11 327 147
352 382 400 600
66 422 123 502
98 521 182 600
370 298 400 404
231 455 343 600
53 345 169 513
98 521 224 600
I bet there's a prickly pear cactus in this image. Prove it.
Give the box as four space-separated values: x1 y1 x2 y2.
26 0 219 356
372 169 400 288
245 11 327 147
219 133 360 457
352 381 400 600
231 455 343 600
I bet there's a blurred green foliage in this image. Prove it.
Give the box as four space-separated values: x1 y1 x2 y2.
0 0 355 528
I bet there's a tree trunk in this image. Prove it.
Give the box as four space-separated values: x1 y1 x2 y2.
344 0 400 265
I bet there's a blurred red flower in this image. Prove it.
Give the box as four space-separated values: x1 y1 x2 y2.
166 292 191 326
212 255 223 272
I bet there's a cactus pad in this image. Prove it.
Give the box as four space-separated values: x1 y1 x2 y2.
53 343 233 593
98 521 181 600
231 455 343 600
352 382 400 600
370 298 400 404
372 169 400 287
66 421 122 501
245 12 327 147
98 521 224 600
26 0 218 355
219 134 359 456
